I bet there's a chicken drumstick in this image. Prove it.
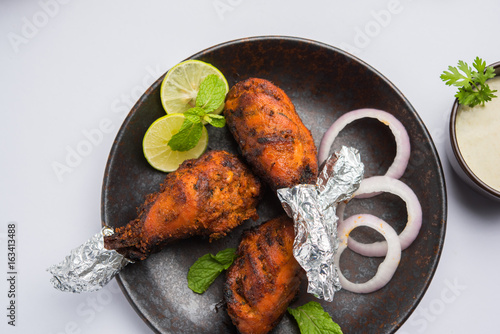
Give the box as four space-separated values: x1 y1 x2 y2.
225 216 303 334
224 78 318 191
104 150 262 261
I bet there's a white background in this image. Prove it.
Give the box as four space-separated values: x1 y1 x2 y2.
1 0 500 333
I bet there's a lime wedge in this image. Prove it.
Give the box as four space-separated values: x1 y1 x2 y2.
143 113 208 172
160 60 229 115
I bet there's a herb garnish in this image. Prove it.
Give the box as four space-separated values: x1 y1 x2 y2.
288 301 343 334
187 248 237 294
440 56 497 107
168 74 227 152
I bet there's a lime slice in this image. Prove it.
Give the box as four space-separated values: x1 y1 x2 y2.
143 113 208 172
160 60 229 115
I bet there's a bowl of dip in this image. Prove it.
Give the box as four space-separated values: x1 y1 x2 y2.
447 61 500 201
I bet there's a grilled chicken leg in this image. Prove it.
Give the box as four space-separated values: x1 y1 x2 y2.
225 216 303 334
224 78 318 191
104 150 262 261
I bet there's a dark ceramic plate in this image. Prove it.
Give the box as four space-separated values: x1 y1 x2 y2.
101 36 447 334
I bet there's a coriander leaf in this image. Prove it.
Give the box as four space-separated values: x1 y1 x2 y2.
196 74 227 113
476 84 497 105
288 302 343 334
440 66 471 87
456 88 478 107
473 56 486 74
204 114 226 128
440 57 497 107
475 64 496 86
187 248 237 294
484 65 496 81
455 78 497 108
168 120 203 152
456 60 473 88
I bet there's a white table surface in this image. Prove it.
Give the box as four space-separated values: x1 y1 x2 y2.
2 1 500 333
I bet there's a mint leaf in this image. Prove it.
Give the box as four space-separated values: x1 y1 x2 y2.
204 114 226 128
187 254 224 294
187 248 237 294
196 74 227 113
213 248 237 269
185 107 206 124
186 106 207 118
288 302 343 334
168 120 203 152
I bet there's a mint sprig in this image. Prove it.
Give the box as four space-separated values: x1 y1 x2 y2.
187 248 237 294
288 301 343 334
168 74 227 152
440 57 497 107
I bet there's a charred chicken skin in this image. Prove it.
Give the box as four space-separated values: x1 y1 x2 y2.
225 216 303 334
224 78 318 191
104 150 262 261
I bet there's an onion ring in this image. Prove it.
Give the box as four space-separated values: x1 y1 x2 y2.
339 175 422 257
318 108 411 183
335 214 401 294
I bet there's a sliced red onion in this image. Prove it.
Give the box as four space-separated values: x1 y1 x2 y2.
319 108 411 184
339 175 422 257
335 214 401 294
